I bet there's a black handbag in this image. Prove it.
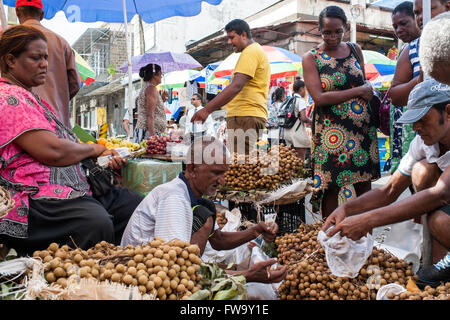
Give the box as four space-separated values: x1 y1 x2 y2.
81 158 115 198
347 42 382 129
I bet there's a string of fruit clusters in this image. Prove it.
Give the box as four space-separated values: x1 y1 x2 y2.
223 144 305 192
275 221 424 300
33 238 203 300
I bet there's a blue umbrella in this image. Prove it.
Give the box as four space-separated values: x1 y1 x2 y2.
189 61 222 83
4 0 223 23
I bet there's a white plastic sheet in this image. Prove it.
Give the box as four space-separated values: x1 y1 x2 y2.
318 227 374 278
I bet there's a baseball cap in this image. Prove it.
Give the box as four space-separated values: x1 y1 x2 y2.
16 0 43 10
396 78 450 124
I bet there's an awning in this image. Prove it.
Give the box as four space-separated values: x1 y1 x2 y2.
85 74 141 97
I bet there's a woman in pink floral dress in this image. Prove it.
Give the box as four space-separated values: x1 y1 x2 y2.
0 26 143 256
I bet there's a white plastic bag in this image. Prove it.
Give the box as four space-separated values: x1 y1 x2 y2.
318 227 374 278
376 283 406 300
245 245 281 300
201 208 251 265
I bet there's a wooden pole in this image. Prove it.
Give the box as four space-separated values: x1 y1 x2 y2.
122 0 134 138
72 96 77 127
421 0 433 266
0 1 8 31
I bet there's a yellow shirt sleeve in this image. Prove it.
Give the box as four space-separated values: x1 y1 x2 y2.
234 45 259 78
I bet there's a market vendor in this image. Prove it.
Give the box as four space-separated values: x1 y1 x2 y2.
322 78 450 288
121 136 287 283
0 26 143 256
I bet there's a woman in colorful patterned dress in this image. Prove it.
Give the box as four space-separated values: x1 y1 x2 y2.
302 6 380 218
0 26 143 256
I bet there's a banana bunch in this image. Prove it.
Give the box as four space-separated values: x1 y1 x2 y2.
96 137 141 152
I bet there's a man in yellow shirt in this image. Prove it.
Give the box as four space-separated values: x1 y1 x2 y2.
191 19 270 154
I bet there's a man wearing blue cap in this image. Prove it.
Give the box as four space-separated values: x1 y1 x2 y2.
322 78 450 288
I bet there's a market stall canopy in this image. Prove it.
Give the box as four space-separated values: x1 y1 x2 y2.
158 69 200 89
189 61 222 83
362 50 397 80
213 45 303 78
119 52 203 74
370 74 394 90
3 0 223 23
74 50 96 87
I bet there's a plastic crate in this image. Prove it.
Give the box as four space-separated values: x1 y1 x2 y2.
229 199 305 235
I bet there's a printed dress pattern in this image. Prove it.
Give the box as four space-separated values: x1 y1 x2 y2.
0 80 90 238
310 48 380 203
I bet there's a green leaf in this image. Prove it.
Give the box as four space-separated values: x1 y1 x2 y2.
213 287 238 300
1 283 10 296
107 64 116 75
226 263 234 270
211 278 232 293
232 275 247 285
188 289 211 300
5 249 17 260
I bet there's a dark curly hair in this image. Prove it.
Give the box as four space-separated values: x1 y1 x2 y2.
139 63 162 81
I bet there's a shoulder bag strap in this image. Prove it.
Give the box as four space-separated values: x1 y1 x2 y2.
347 42 366 80
380 87 392 105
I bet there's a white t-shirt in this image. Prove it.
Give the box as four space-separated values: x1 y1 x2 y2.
120 175 219 247
179 115 187 131
294 93 307 113
398 135 450 176
121 176 193 246
185 105 214 135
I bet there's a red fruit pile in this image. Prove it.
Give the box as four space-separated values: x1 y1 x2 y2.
146 135 171 155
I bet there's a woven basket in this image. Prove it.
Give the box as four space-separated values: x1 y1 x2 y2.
217 179 313 206
0 186 14 218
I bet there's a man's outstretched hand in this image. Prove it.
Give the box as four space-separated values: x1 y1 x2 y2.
191 108 210 124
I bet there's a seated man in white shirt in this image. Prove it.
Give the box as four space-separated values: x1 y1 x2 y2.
121 136 286 284
321 78 450 288
185 93 214 143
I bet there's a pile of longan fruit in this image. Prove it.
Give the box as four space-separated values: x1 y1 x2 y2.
216 211 228 229
223 144 305 192
386 283 450 300
33 238 204 300
275 221 430 300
